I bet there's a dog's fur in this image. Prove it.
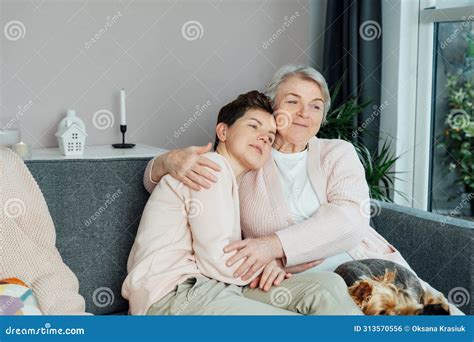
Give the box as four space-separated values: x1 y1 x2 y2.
334 259 450 315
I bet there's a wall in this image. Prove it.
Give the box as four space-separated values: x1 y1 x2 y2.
1 0 314 150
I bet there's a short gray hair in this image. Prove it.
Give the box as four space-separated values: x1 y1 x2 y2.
265 65 331 123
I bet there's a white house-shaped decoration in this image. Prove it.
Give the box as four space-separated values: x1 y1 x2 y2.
55 121 88 156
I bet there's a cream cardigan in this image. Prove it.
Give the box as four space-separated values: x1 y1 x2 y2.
123 153 256 315
0 147 88 315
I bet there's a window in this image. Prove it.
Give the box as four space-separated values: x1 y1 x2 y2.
421 3 474 222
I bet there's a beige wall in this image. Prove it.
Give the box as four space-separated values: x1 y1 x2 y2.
1 0 319 150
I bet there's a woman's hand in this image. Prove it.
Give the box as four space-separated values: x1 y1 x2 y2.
163 143 222 191
248 260 292 292
246 258 325 290
224 234 285 281
283 259 324 274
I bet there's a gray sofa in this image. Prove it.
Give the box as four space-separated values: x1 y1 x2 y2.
24 157 473 315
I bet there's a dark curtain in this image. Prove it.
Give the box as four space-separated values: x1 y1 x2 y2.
322 0 382 154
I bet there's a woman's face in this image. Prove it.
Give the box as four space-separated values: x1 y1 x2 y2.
273 76 325 147
221 109 276 170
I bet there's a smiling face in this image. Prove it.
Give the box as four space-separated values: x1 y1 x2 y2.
273 76 325 149
217 108 276 171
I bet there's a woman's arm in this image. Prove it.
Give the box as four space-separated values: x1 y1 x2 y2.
188 154 261 285
143 156 165 193
274 142 370 266
143 143 222 193
225 141 370 276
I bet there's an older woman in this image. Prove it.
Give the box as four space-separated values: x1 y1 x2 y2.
144 65 463 315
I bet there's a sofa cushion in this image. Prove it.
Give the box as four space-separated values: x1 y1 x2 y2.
371 200 473 315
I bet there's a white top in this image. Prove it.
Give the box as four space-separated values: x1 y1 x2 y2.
272 147 320 223
272 147 353 271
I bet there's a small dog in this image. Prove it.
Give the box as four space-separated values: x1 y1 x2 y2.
334 259 450 315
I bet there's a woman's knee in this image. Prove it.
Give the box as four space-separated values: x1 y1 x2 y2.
300 273 356 305
300 272 348 293
325 273 349 292
293 278 361 315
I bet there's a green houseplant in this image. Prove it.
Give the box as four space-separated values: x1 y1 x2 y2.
437 74 474 216
318 88 404 202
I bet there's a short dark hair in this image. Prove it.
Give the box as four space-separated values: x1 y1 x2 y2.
214 90 273 150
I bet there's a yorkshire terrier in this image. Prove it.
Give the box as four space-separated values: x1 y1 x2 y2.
334 259 451 315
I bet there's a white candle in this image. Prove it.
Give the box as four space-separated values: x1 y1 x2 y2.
13 141 28 158
120 88 126 126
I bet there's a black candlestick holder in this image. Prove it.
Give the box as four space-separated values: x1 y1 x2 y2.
112 125 135 148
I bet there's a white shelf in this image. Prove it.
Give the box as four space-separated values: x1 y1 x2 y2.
25 144 168 161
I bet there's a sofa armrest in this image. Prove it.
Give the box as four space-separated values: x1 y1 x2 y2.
370 200 473 315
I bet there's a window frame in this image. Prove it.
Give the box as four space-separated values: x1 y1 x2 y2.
386 0 474 211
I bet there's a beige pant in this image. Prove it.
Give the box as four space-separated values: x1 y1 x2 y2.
147 272 363 315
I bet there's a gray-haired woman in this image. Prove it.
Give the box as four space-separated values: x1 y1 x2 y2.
144 65 463 315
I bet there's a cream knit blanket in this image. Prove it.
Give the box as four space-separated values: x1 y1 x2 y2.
0 147 89 314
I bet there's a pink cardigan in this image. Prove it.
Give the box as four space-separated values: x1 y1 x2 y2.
143 138 464 315
124 153 256 315
239 137 410 268
144 138 408 268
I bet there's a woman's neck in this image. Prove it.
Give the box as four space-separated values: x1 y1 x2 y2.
273 135 307 153
215 144 247 179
